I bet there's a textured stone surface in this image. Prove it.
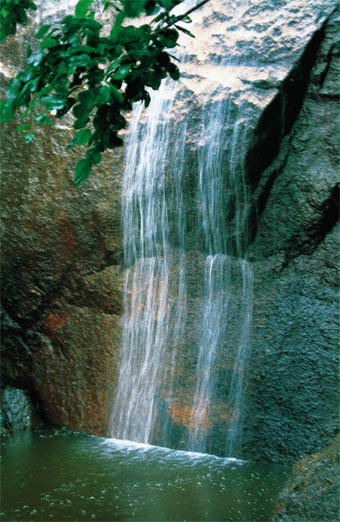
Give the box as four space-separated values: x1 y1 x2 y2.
0 386 42 434
0 7 124 435
271 435 340 522
154 1 339 460
242 6 339 462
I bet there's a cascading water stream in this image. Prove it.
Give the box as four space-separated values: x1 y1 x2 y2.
109 75 188 442
110 0 254 457
188 254 232 452
188 77 254 453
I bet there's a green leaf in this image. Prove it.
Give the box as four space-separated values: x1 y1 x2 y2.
27 52 44 67
122 0 145 18
74 116 89 129
40 36 58 49
75 0 94 18
109 10 125 40
68 53 93 68
144 0 159 15
107 59 121 74
35 24 51 39
142 90 151 107
8 77 22 99
69 44 96 55
0 99 15 122
114 64 132 80
35 113 53 125
73 128 92 145
86 148 102 165
74 158 91 185
21 69 34 82
18 123 31 133
42 94 66 111
18 77 40 101
158 28 178 48
145 71 162 90
175 25 195 38
108 84 124 105
97 85 111 104
72 104 86 120
167 62 180 81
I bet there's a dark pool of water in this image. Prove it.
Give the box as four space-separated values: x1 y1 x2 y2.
1 428 289 521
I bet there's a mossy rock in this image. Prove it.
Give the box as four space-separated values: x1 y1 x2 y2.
271 435 340 521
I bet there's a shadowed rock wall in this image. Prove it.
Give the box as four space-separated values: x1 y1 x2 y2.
1 13 124 433
243 6 339 462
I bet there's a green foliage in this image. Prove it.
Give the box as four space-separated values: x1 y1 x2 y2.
0 0 209 185
0 0 37 42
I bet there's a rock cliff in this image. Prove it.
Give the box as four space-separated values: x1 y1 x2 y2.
1 0 338 468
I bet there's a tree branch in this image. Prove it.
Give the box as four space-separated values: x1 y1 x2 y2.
165 0 211 30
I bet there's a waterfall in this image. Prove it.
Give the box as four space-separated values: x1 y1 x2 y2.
108 77 188 442
187 69 254 453
109 1 253 457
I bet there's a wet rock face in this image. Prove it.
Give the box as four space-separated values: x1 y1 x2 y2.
0 6 124 435
159 1 339 460
1 0 339 456
271 435 340 521
242 6 339 462
0 387 42 434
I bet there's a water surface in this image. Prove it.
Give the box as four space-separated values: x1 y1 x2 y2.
1 428 289 521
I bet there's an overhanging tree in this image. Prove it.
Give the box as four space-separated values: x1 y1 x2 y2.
0 0 209 185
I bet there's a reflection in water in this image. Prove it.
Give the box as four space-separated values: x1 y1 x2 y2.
1 428 290 522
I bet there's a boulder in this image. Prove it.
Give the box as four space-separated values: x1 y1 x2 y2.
271 435 340 522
